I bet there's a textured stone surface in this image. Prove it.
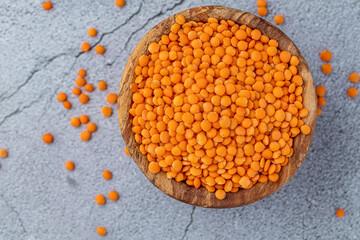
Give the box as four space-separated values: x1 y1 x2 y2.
0 0 359 239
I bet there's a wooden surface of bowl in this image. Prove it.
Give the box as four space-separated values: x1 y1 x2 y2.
118 5 317 208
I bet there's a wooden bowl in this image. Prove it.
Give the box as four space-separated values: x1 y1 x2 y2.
118 5 317 208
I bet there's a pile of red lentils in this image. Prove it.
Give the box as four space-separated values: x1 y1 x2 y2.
129 13 313 201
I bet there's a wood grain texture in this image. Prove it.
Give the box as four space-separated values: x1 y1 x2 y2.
118 5 317 208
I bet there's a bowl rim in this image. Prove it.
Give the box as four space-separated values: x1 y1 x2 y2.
118 5 317 208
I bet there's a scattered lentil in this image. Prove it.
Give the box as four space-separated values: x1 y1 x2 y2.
102 106 112 117
65 161 75 171
349 72 359 83
258 7 268 16
115 0 125 7
107 93 118 104
317 97 326 106
86 122 97 132
95 194 106 205
57 93 67 102
95 45 105 55
72 87 82 96
84 83 94 92
79 93 90 104
79 115 89 124
98 81 107 90
75 77 86 87
317 107 322 116
88 28 97 37
336 208 345 218
43 133 53 144
0 149 8 158
108 191 119 201
103 170 112 180
81 42 91 52
274 15 284 25
78 69 87 77
42 1 52 11
257 0 267 7
70 117 81 127
321 63 332 74
97 227 107 236
320 50 332 62
316 85 326 97
63 101 72 109
347 87 358 98
80 131 91 142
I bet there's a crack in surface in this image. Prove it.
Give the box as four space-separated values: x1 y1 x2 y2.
78 0 144 58
106 0 186 67
0 96 42 126
0 194 27 234
181 206 195 240
0 53 66 102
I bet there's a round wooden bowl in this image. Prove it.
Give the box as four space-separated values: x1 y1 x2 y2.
118 5 317 208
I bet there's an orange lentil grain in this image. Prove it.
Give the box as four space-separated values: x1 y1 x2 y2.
102 106 112 117
88 28 97 37
0 149 8 158
317 107 322 116
78 69 86 77
84 84 94 92
57 93 67 102
317 97 326 106
42 1 52 10
321 63 332 74
75 77 86 87
257 0 267 7
70 117 81 127
80 131 91 142
95 45 105 55
336 208 345 218
97 227 107 236
72 87 82 96
258 7 268 16
63 101 72 109
115 0 125 7
98 81 107 91
79 115 89 124
176 15 186 25
347 88 358 98
107 93 118 104
79 93 89 104
320 50 332 62
316 85 326 97
86 122 97 132
215 189 226 200
274 15 284 25
65 161 75 171
43 133 53 144
349 72 359 83
108 191 119 201
95 194 106 205
103 170 112 180
81 42 90 52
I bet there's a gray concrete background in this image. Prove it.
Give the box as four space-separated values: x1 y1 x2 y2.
0 0 359 239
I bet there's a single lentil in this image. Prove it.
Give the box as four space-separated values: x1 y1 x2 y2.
43 133 53 144
65 161 75 171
